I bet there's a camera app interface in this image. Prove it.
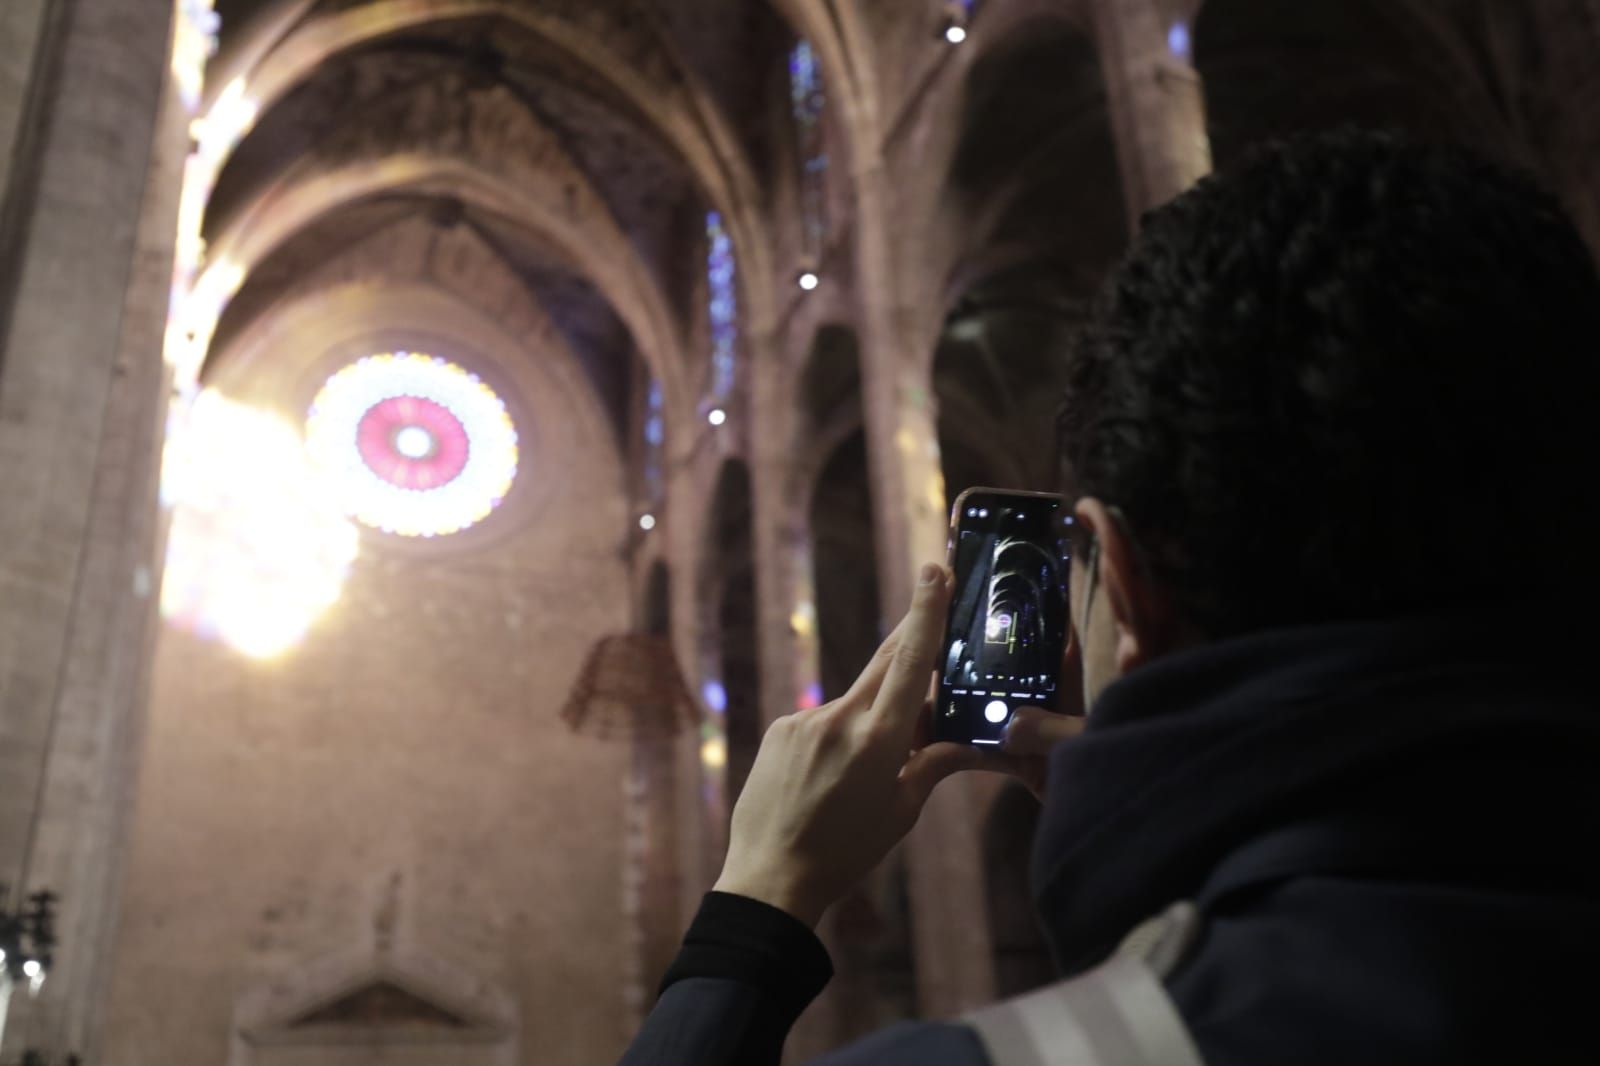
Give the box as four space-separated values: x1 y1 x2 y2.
937 494 1069 745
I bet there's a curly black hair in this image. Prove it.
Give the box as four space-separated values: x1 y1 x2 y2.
1060 128 1600 638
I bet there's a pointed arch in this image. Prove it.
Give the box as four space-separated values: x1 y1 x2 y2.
202 154 689 418
202 0 778 333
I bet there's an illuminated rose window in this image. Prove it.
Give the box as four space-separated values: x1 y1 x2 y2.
306 353 519 537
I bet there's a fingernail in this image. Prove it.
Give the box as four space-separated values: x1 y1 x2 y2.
919 563 941 587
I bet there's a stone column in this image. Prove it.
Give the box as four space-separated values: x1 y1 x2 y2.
0 0 181 1057
0 0 62 288
853 163 997 1020
1093 0 1213 223
749 326 803 732
749 336 852 1059
665 435 717 927
622 730 682 1029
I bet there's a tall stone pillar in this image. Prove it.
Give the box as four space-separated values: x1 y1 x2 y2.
0 0 62 266
747 325 840 1061
1093 0 1213 222
854 163 996 1021
749 326 803 732
665 431 717 925
0 0 181 1056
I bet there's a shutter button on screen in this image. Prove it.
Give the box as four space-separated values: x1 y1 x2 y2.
984 699 1009 724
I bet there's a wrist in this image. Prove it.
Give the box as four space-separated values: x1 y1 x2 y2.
712 870 827 929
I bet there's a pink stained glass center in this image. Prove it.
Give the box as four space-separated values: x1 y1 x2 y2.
356 395 470 491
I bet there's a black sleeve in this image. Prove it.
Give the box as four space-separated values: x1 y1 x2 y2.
617 891 834 1066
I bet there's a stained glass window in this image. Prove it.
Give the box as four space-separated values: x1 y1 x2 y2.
305 353 519 538
1168 20 1192 60
789 40 828 255
707 212 739 399
643 378 665 499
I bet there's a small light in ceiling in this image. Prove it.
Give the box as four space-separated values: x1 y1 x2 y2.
639 513 657 532
22 959 43 979
707 407 728 427
797 270 821 291
944 23 968 43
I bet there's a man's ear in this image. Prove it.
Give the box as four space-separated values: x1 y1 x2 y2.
1073 498 1185 673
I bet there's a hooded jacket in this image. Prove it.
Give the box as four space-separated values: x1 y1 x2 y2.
617 611 1600 1065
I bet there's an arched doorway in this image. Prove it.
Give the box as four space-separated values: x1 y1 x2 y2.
706 459 761 808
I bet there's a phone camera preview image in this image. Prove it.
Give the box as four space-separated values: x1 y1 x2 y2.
935 492 1070 746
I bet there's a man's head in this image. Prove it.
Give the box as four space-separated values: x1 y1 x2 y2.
1058 129 1600 707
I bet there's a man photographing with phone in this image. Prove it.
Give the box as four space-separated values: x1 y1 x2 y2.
617 128 1600 1065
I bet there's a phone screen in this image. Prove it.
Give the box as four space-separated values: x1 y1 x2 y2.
934 489 1071 746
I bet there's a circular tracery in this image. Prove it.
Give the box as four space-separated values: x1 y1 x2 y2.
306 352 519 537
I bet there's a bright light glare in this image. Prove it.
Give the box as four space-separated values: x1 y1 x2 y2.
161 389 358 660
170 0 220 112
639 513 657 531
707 407 728 427
944 24 968 43
22 959 43 979
394 425 434 459
700 734 728 769
797 271 820 291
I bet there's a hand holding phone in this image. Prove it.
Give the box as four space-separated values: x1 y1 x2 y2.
933 488 1073 747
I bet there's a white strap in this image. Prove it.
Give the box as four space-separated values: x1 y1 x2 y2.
964 954 1205 1066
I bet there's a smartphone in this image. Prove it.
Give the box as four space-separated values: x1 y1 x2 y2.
934 488 1071 746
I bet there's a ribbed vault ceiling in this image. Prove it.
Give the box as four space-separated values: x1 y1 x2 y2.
198 0 790 452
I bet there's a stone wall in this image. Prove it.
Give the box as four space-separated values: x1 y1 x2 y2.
100 375 634 1065
99 214 636 1065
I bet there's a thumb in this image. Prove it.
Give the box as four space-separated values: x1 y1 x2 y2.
1002 706 1086 757
897 742 984 817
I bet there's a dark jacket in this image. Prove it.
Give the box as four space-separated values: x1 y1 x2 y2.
619 611 1600 1065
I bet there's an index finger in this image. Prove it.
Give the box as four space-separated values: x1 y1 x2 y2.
841 611 911 705
869 563 951 740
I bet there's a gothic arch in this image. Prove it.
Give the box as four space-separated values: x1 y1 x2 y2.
702 459 761 806
202 0 779 332
207 277 624 556
791 323 867 500
1194 0 1527 170
944 13 1125 272
766 0 881 174
643 559 671 637
200 153 688 416
933 258 1092 503
809 429 881 702
901 7 1126 338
